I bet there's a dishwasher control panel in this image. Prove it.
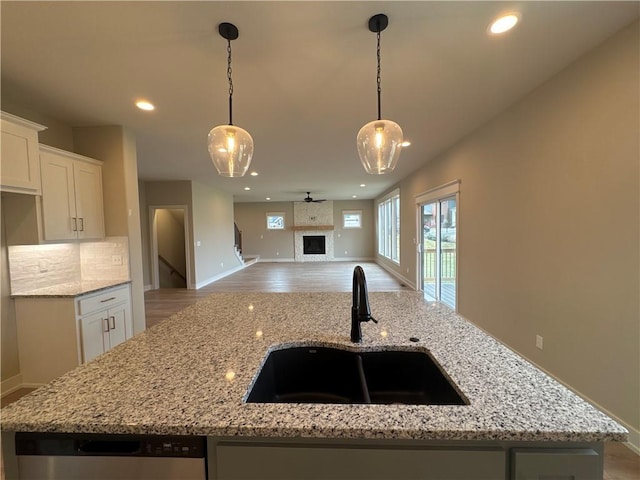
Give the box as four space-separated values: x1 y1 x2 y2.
16 433 206 458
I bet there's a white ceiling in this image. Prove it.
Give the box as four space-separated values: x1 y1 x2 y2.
1 2 638 203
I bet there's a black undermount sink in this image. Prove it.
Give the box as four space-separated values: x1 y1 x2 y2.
245 346 468 405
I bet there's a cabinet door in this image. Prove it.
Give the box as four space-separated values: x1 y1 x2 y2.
80 311 109 363
73 161 104 239
40 151 77 240
0 114 44 194
106 305 128 349
511 449 601 479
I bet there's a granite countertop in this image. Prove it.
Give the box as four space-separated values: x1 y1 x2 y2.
1 291 627 442
11 279 131 298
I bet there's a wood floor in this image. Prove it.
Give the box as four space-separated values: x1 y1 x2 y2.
2 262 637 479
145 261 410 328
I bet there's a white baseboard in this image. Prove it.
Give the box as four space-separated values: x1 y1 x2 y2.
257 258 295 263
1 374 23 396
195 263 247 289
459 314 640 453
333 257 375 262
143 284 153 292
375 260 416 290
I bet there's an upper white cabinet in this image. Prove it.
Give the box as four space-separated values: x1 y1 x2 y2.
40 145 105 241
0 111 47 194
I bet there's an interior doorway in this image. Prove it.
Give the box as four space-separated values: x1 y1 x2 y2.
149 205 193 289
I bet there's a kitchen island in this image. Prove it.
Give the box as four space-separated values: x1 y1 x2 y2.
1 291 627 479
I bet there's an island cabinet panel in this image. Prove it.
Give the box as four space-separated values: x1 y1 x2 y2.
212 444 506 480
0 112 46 195
511 448 601 480
39 145 105 241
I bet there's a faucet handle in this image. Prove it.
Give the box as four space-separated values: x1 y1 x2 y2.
369 315 378 324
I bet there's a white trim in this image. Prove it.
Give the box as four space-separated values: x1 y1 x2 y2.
334 257 375 262
195 263 246 289
143 284 153 292
149 205 193 290
1 374 23 396
415 179 461 205
415 181 460 311
257 257 295 263
266 212 286 230
375 259 416 290
377 187 400 204
342 210 363 229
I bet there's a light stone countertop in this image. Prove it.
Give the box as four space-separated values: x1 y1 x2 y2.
10 279 131 298
0 291 628 442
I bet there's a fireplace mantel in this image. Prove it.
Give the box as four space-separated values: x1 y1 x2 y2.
291 225 334 231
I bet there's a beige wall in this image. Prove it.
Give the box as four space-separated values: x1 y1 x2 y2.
190 182 241 286
141 180 242 289
1 198 20 384
333 200 375 260
143 181 195 288
234 202 295 260
378 22 639 439
234 200 375 261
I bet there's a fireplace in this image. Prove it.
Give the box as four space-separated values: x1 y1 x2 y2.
303 235 326 255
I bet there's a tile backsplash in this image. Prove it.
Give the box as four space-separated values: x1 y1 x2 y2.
8 237 130 294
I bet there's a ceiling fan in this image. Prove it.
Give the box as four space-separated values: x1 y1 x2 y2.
303 192 326 203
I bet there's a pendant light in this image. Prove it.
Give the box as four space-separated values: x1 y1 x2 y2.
357 14 403 175
208 22 254 177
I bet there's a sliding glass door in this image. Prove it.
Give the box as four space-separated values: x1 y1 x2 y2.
420 196 457 309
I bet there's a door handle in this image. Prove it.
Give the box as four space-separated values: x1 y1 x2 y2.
103 318 110 333
109 316 116 330
78 217 84 231
72 217 77 232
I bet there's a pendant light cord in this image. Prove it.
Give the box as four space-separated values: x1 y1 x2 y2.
376 29 382 121
227 39 234 125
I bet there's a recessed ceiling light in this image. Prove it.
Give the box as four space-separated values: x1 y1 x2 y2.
135 100 155 111
265 197 271 200
489 13 520 35
244 187 251 191
360 184 366 188
250 171 258 176
352 195 357 198
401 141 411 147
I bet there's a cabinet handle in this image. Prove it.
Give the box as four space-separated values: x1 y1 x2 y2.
103 318 110 333
78 217 84 231
100 297 116 303
109 316 116 330
72 217 78 232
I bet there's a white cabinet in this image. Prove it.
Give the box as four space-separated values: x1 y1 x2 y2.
0 112 46 194
14 284 132 385
39 145 105 241
79 286 131 363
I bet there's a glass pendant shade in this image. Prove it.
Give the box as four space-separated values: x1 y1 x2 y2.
356 119 403 175
208 124 254 177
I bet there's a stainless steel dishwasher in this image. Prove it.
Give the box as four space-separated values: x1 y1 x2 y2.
15 432 206 480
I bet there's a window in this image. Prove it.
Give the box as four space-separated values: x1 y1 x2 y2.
342 210 362 229
377 189 400 263
266 212 285 230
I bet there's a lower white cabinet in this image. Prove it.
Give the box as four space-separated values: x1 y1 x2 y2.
15 284 132 385
80 303 128 363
